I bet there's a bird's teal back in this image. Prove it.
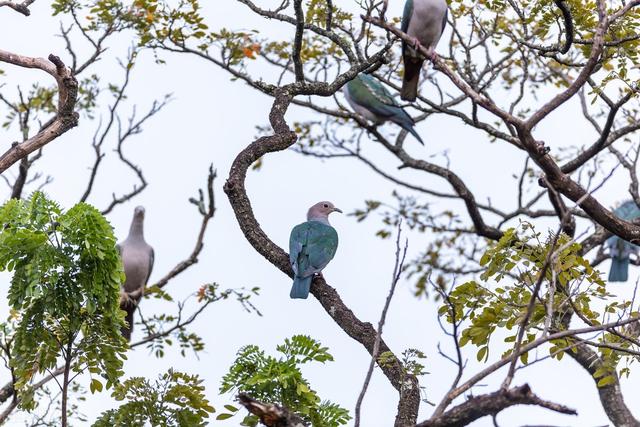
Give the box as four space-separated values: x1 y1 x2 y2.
607 200 640 250
606 200 640 282
347 74 397 110
614 200 640 221
289 220 339 278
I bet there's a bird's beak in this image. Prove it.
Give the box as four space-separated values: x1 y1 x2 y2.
333 207 343 214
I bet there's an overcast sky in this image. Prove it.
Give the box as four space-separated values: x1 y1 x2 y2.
1 0 639 426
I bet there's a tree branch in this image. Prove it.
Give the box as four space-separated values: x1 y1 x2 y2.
0 0 35 16
0 51 78 174
417 384 576 427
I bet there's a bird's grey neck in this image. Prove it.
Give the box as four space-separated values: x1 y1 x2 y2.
128 218 145 238
308 216 330 226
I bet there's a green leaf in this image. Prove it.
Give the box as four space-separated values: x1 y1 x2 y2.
216 413 235 420
476 346 488 362
597 376 616 387
90 378 103 393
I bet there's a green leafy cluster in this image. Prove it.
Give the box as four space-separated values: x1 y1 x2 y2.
449 0 640 91
0 192 127 403
93 369 214 426
439 223 638 382
219 335 350 427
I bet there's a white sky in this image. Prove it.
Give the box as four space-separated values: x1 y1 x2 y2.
1 1 640 426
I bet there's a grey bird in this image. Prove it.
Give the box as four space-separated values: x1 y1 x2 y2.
400 0 448 101
117 206 154 341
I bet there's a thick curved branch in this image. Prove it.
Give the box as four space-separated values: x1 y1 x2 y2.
0 0 34 15
224 88 420 426
553 0 574 54
417 384 576 427
0 51 78 174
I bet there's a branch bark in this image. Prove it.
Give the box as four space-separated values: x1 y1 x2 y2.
0 51 78 174
0 0 35 15
417 384 576 427
237 393 308 427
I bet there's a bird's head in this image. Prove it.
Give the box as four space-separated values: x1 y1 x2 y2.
133 206 146 220
307 201 342 221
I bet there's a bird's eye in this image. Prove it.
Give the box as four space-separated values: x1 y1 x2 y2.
323 204 329 208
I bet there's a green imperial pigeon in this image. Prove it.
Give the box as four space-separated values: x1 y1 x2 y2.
343 73 424 145
289 201 342 299
401 0 448 101
605 200 640 282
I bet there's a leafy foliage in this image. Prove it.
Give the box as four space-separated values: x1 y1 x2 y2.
439 223 638 384
0 192 127 406
92 369 214 426
219 335 350 427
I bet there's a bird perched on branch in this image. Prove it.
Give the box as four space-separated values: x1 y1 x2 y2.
343 73 424 144
400 0 448 101
289 202 341 299
606 200 640 282
117 206 154 340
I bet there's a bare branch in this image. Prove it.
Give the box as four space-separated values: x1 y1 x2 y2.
417 384 576 427
354 224 408 427
0 51 78 173
237 393 308 427
0 0 35 16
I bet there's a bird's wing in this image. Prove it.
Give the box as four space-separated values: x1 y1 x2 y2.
303 223 339 274
289 223 308 275
441 8 448 35
351 76 414 123
145 247 154 285
614 200 640 220
610 201 640 248
401 0 413 34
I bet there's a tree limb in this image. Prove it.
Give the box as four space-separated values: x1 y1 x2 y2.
0 51 78 174
417 384 576 427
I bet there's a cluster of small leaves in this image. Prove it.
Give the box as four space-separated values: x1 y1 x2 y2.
219 335 350 427
378 348 428 378
93 369 214 426
0 193 127 405
438 223 626 371
400 348 428 377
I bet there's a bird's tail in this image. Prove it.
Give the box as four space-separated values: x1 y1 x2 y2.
401 56 424 102
400 122 424 145
609 257 630 282
120 308 134 341
290 276 313 299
